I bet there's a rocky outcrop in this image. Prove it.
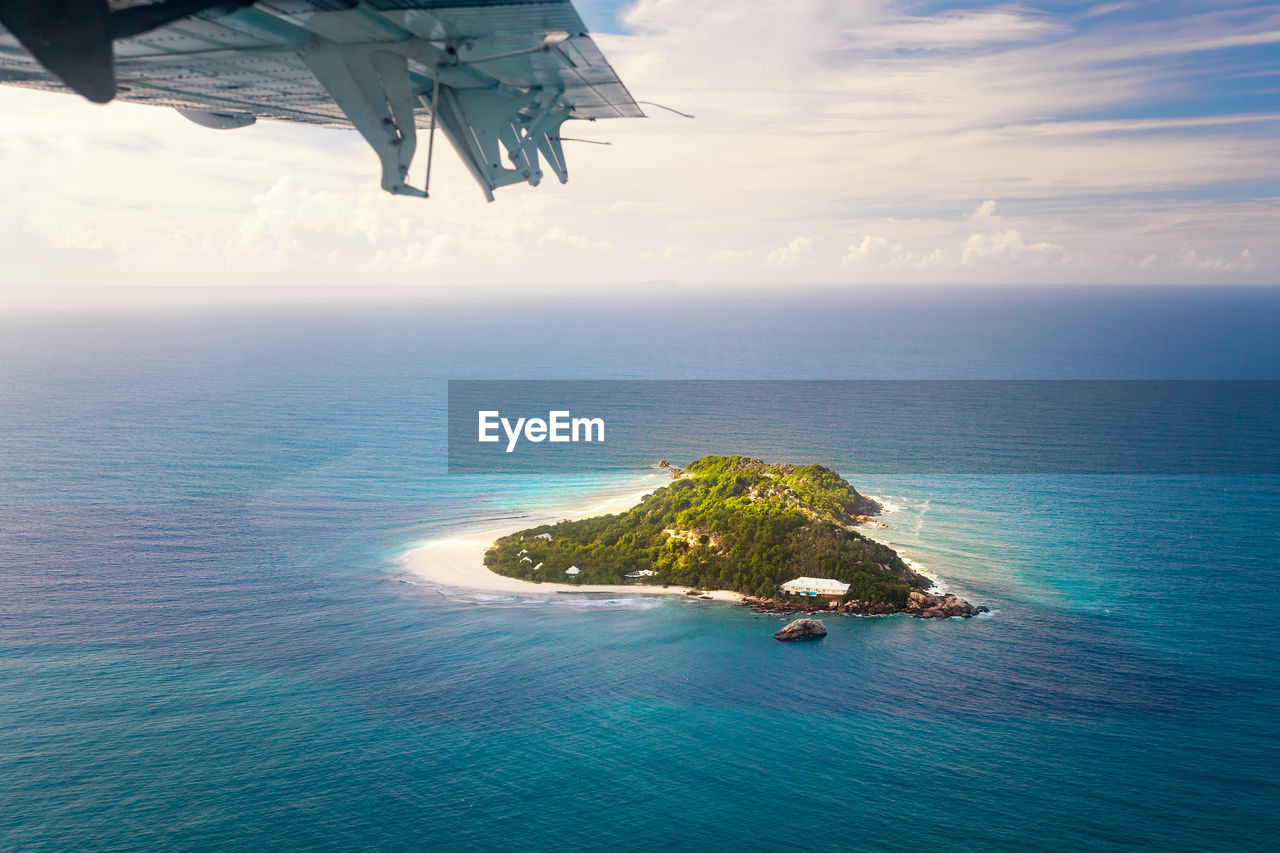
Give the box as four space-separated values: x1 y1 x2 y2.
665 527 724 550
904 590 988 619
837 599 907 616
744 591 988 619
774 618 827 641
656 459 685 478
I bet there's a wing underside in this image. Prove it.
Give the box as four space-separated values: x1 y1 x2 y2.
0 1 644 199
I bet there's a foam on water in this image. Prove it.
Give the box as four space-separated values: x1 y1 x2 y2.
902 555 948 593
867 494 903 515
405 578 678 611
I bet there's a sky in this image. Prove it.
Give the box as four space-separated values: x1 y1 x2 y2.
0 0 1278 293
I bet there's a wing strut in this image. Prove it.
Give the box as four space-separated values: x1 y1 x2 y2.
423 68 440 198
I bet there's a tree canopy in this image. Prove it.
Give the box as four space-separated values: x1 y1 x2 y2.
484 456 925 604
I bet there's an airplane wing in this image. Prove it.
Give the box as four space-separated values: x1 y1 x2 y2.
0 1 645 200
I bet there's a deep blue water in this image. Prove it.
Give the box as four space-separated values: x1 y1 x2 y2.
1 287 1277 851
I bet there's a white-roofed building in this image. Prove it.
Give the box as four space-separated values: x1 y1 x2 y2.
781 577 850 598
565 566 580 576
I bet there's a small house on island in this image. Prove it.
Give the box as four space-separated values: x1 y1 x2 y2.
565 566 581 576
781 577 850 598
623 570 656 580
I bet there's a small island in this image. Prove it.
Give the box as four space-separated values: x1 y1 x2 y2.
484 455 985 619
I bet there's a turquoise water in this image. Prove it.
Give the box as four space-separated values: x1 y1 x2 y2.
1 288 1277 850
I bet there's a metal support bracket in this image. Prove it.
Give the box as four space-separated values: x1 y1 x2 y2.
500 94 570 184
422 83 577 201
300 40 428 197
298 36 579 200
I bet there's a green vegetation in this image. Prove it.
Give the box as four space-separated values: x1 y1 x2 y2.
484 455 926 604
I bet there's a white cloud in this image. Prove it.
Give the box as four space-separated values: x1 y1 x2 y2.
1081 3 1133 19
971 200 998 219
1177 246 1259 272
848 10 1064 49
839 223 1073 275
843 236 897 267
539 225 614 252
766 236 814 265
962 230 1064 264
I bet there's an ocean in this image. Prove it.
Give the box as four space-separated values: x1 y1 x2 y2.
1 286 1277 851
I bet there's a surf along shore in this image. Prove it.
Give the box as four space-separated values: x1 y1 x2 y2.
398 483 742 601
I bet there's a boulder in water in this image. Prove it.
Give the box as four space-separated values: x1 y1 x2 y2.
906 590 983 618
774 618 828 641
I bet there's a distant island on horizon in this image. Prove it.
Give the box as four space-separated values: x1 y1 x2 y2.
484 455 985 619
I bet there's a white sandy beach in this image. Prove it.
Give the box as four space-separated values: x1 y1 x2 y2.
398 486 742 601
